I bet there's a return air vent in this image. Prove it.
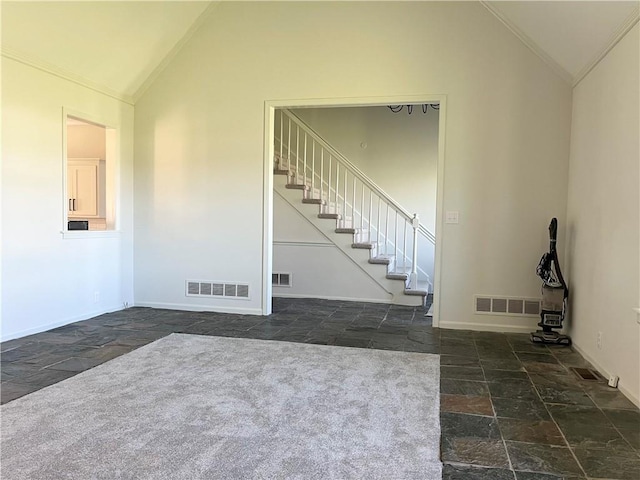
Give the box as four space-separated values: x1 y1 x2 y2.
272 272 292 287
186 281 250 300
474 295 540 317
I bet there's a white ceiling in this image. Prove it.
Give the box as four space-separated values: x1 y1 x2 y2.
1 1 215 103
1 1 638 103
483 1 639 84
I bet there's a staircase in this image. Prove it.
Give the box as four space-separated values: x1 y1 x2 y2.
273 109 435 306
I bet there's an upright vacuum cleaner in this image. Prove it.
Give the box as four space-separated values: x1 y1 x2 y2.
530 218 571 345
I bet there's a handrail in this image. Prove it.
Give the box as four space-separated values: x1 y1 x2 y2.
284 109 436 246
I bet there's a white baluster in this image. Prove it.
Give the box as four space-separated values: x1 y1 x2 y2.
335 163 340 214
369 190 373 241
403 221 408 271
352 176 356 227
311 142 315 193
343 169 347 224
385 203 389 255
328 155 332 211
287 117 291 172
360 184 365 231
303 133 307 187
377 196 381 250
410 214 420 289
295 126 299 183
320 149 324 201
394 211 398 268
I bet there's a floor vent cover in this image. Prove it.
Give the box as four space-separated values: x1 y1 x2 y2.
572 367 600 381
186 281 250 300
474 295 541 317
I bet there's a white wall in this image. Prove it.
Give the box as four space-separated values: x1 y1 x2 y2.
565 24 639 404
273 193 391 302
134 2 572 329
1 58 135 341
292 106 439 233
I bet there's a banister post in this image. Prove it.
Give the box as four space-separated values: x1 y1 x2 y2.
410 214 419 289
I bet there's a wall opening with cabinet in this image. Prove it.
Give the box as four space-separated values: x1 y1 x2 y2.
65 115 117 231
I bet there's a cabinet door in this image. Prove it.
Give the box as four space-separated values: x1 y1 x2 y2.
70 163 98 217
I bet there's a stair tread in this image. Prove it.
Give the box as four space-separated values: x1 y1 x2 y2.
369 255 394 265
352 243 374 249
286 184 308 190
335 228 356 234
319 213 341 219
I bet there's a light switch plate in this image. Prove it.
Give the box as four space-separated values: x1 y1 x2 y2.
445 211 459 224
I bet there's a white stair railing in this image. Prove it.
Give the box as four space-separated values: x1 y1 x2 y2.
274 109 435 290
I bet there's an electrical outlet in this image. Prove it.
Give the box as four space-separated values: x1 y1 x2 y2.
94 291 100 304
608 375 619 388
123 301 129 309
596 331 602 349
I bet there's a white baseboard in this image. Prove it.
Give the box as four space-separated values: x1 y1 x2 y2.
438 320 536 334
571 341 640 408
134 301 263 316
272 293 394 304
1 304 124 342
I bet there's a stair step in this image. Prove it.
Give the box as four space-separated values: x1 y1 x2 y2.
369 255 394 265
404 287 428 296
286 184 308 191
386 272 409 280
335 228 356 234
303 198 325 205
352 243 374 249
319 213 341 220
273 169 290 176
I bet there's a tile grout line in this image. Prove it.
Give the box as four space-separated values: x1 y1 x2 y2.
476 337 518 479
547 347 640 459
520 349 591 479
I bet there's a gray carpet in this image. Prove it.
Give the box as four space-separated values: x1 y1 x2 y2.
1 334 442 479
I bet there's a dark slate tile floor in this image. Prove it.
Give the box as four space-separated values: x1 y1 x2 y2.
1 298 639 479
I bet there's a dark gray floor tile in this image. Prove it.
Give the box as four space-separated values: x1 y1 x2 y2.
522 362 569 375
0 381 40 404
45 356 106 372
517 352 559 364
477 347 519 361
75 345 134 362
581 383 639 410
440 366 485 381
441 412 501 439
440 355 481 367
440 378 490 397
497 418 566 445
506 442 583 476
481 358 524 370
489 378 540 401
333 337 371 349
493 397 551 420
443 464 514 480
1 362 42 381
10 368 77 388
441 437 510 468
548 404 629 448
573 445 640 480
402 341 439 354
515 472 584 480
441 345 479 357
441 395 494 416
483 369 528 381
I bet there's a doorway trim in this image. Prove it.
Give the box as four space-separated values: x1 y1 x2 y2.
262 95 447 327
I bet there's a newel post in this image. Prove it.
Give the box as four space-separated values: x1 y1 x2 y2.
410 214 419 288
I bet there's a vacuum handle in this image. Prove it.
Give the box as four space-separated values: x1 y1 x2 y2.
549 217 558 252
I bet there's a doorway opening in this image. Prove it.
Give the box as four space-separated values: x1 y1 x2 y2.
262 96 446 327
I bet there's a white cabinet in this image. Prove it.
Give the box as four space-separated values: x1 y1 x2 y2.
68 158 105 218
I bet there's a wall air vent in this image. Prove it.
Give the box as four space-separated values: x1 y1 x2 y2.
272 273 292 287
186 281 250 300
474 295 540 317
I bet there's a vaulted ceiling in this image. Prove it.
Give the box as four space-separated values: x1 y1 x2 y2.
1 1 638 105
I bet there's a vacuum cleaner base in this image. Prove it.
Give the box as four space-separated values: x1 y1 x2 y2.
530 330 572 346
